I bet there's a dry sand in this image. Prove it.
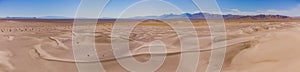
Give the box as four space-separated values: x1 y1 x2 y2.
0 19 299 72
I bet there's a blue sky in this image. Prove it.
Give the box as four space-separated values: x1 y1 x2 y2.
0 0 300 18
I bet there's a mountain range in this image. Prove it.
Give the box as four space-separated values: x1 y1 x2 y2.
133 12 292 20
1 12 293 20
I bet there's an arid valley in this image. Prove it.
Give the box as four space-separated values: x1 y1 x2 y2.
0 19 300 72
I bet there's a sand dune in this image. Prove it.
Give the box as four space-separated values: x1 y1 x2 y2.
227 27 300 72
0 19 299 72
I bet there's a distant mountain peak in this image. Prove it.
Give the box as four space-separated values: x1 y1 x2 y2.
133 12 291 20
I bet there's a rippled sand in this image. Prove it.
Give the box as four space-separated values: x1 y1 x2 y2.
0 19 298 72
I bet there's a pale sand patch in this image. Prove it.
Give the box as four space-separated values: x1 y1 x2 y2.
0 51 14 72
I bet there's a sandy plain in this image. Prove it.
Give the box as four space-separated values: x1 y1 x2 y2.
0 19 299 72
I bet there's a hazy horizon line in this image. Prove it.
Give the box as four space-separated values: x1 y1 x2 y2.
1 12 298 19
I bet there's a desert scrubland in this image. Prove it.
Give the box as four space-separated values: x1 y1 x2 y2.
0 19 299 72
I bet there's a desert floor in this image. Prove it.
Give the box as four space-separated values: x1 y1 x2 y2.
0 19 299 72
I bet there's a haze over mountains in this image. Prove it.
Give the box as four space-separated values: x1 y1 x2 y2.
2 16 69 19
1 12 293 20
134 12 292 20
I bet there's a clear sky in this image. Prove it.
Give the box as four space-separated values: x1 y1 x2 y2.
0 0 300 18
